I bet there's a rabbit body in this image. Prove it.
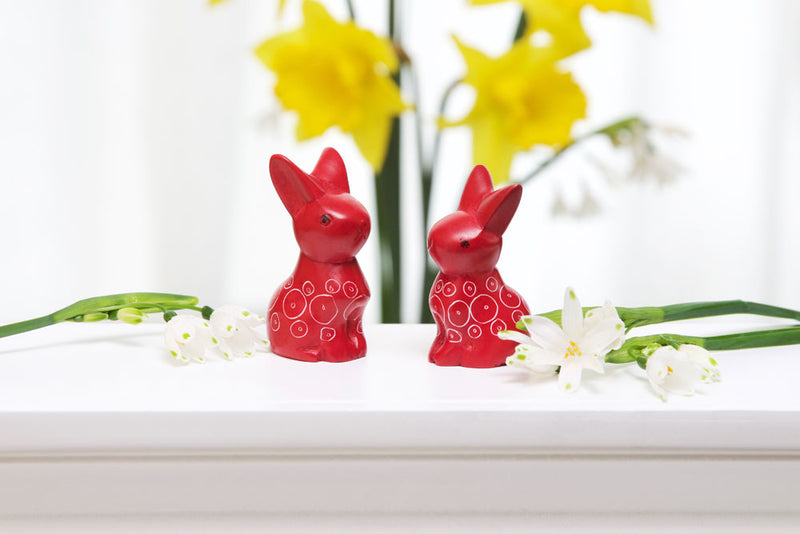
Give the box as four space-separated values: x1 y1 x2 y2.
427 165 529 368
267 148 371 363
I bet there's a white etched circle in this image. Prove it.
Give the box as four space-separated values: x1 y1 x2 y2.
344 294 369 317
470 294 498 324
467 324 482 339
325 279 341 293
434 280 443 293
343 281 358 298
446 329 463 342
302 281 315 296
290 320 308 338
320 327 336 342
282 288 307 320
356 321 364 334
283 276 294 289
511 309 524 324
270 312 280 331
463 281 477 297
490 319 507 335
447 300 470 327
310 294 338 325
443 282 457 297
429 295 445 323
485 276 499 292
499 286 522 308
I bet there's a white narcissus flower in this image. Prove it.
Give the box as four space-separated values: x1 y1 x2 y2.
164 315 215 364
500 287 625 392
645 344 721 401
209 305 269 360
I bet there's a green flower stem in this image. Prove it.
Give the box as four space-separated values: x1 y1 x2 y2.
514 115 646 186
0 292 199 339
605 327 800 365
418 78 461 323
513 9 527 41
374 0 403 323
538 300 800 331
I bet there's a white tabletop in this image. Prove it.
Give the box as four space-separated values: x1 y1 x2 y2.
1 319 799 455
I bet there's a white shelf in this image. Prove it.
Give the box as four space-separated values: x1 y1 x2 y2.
1 320 799 528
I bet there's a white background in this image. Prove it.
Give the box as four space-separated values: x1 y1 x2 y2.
0 0 798 323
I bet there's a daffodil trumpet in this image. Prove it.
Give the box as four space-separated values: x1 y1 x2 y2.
0 292 205 339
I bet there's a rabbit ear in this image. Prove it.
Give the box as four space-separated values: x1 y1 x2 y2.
458 165 495 213
311 147 350 194
476 183 522 235
270 154 325 217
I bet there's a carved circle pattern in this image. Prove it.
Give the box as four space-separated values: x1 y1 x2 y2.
343 281 358 298
447 300 470 327
467 324 482 339
463 281 476 297
283 276 294 289
446 329 463 342
443 282 457 297
434 280 443 293
485 277 499 292
470 294 498 324
325 279 341 293
490 319 507 335
511 309 524 324
309 294 338 325
499 286 521 308
320 327 336 342
302 281 315 296
290 320 308 338
270 312 280 331
282 289 306 320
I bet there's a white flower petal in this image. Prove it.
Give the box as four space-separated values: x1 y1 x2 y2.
561 287 584 339
498 330 532 345
558 362 583 392
580 317 626 357
521 315 568 351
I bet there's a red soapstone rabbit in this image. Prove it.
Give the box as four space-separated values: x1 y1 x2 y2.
427 165 530 368
267 148 371 362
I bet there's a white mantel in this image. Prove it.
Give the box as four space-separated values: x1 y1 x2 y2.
1 321 799 531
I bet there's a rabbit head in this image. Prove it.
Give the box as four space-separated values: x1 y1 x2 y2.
428 165 522 275
270 147 370 263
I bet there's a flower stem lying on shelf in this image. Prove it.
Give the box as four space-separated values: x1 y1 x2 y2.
605 326 800 365
537 300 800 331
0 292 200 339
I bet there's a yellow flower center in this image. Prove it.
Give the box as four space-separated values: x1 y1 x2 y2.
667 366 674 374
564 340 582 359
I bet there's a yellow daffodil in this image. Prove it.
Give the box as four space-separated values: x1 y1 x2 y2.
451 38 586 184
472 0 653 56
255 0 406 170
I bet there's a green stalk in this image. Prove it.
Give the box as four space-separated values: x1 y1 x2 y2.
514 115 646 186
605 327 800 365
0 292 199 339
374 0 403 323
418 78 461 323
538 300 800 332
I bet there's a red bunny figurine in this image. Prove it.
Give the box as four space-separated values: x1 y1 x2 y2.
267 148 371 363
427 165 530 368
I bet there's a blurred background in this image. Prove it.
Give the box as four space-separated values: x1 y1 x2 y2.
0 0 798 323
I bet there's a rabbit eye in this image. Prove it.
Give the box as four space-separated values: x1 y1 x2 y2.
460 240 470 249
320 214 331 226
